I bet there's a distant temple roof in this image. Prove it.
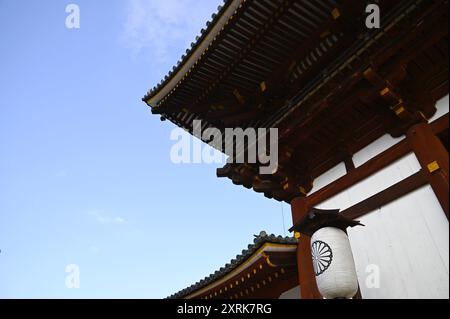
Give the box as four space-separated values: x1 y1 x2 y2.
168 231 298 299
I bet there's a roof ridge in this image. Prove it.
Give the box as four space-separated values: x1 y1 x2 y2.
166 230 297 299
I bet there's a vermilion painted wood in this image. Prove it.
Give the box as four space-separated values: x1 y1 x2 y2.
296 235 322 299
291 196 322 299
407 123 449 218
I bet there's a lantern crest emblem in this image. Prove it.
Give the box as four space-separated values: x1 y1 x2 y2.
311 240 333 276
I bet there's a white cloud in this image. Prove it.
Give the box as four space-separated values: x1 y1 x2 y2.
113 217 125 223
89 210 127 225
119 0 221 63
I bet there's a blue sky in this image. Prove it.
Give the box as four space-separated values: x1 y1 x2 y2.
0 0 291 298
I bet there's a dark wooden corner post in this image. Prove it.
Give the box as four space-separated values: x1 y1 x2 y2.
407 122 449 218
290 197 322 299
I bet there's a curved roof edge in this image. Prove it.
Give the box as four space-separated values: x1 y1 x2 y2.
167 231 297 299
142 0 244 107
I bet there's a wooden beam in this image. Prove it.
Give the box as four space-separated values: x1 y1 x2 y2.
274 273 301 299
370 0 448 71
221 110 262 126
296 234 322 299
344 155 356 172
265 251 297 268
291 197 322 299
291 170 429 300
189 0 294 112
341 170 428 220
431 113 449 136
306 139 411 208
298 114 447 211
407 122 449 218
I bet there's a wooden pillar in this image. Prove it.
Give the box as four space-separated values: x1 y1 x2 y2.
291 197 322 299
407 122 449 218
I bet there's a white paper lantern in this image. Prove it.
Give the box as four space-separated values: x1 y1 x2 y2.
311 227 359 299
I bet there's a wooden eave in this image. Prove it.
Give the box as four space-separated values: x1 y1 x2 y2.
144 0 371 127
167 232 298 299
143 0 448 203
191 248 297 300
216 0 449 202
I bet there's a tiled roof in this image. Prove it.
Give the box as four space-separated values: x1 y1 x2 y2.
142 0 232 103
167 231 297 299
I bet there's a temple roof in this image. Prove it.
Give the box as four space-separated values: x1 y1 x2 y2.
143 0 448 202
167 231 298 299
142 0 234 104
143 0 353 122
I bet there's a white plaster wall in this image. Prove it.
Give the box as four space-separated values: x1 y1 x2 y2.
347 185 449 299
307 95 449 299
353 134 404 167
310 162 347 194
310 94 449 193
316 152 421 211
315 152 448 299
278 285 301 299
429 95 449 123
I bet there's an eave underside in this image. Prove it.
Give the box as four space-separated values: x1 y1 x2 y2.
167 234 298 299
144 0 449 202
